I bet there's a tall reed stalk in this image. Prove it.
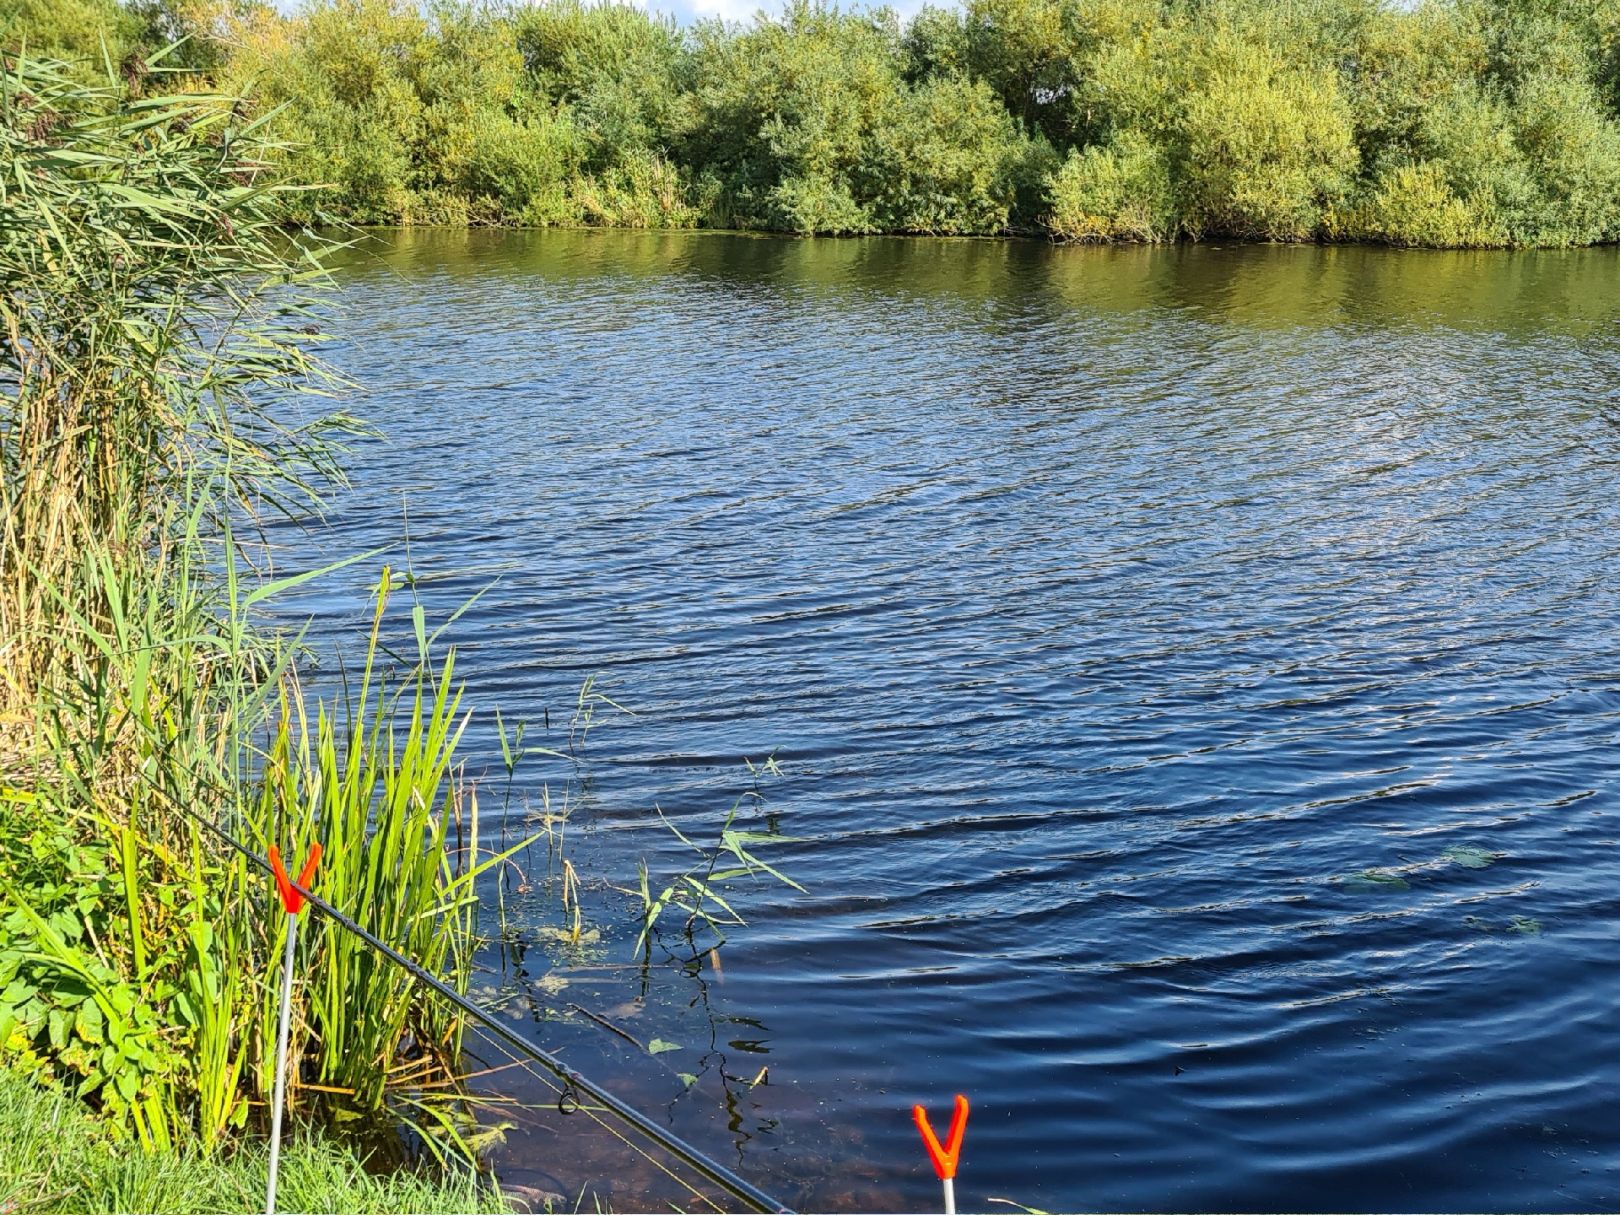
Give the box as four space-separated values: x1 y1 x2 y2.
0 49 518 1163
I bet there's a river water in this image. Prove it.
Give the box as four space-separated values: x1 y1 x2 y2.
269 230 1620 1212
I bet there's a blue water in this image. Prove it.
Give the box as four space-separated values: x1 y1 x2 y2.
268 231 1620 1212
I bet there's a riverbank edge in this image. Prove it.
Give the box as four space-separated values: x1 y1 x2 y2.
328 220 1620 252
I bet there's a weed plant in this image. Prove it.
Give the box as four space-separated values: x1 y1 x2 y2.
634 755 804 960
0 48 527 1167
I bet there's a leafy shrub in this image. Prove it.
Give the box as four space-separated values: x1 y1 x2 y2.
514 0 684 168
1409 80 1536 241
1338 160 1500 247
0 0 141 63
960 0 1079 142
12 0 1620 244
901 3 969 81
769 173 874 234
458 106 583 222
575 149 701 227
686 1 903 230
866 74 1031 233
1509 69 1620 244
1046 130 1176 241
1175 34 1358 239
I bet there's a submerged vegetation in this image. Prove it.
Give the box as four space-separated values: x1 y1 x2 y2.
11 0 1620 245
0 47 517 1201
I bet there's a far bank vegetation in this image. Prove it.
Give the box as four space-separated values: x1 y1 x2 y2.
11 0 1620 239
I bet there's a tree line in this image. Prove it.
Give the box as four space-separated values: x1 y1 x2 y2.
11 0 1620 245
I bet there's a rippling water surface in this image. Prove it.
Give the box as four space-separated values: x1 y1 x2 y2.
269 231 1620 1212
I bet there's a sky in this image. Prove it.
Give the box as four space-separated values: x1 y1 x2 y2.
263 0 940 29
678 0 928 22
579 0 933 22
269 0 938 34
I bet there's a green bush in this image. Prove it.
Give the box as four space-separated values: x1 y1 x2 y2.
1338 159 1499 247
1509 69 1620 244
866 74 1032 233
0 0 141 63
575 148 701 227
458 106 583 221
686 1 904 230
514 0 684 166
1410 80 1536 242
11 0 1620 244
1178 42 1357 239
959 0 1079 143
0 51 511 1163
1046 130 1176 241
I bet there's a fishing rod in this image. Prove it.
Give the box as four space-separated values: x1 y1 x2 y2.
174 802 793 1215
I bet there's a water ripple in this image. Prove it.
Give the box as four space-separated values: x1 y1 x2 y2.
266 232 1620 1213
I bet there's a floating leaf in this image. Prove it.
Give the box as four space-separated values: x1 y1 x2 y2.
1444 846 1496 870
677 1072 698 1088
648 1038 681 1055
1343 869 1410 892
534 926 601 945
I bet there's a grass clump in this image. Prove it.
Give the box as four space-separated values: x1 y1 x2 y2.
0 1068 507 1214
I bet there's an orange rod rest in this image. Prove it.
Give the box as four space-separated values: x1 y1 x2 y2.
913 1093 970 1180
269 843 323 915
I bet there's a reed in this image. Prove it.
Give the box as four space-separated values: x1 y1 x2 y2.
0 47 524 1169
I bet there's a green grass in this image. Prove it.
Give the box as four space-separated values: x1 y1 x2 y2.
0 1068 510 1215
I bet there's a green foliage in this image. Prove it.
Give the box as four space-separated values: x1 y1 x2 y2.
686 1 1044 234
0 797 180 1144
575 148 701 227
255 568 536 1119
1087 21 1358 239
0 1068 508 1214
687 1 905 231
513 0 684 165
456 106 583 222
0 52 526 1172
12 0 1620 243
0 0 141 64
1046 130 1176 241
1178 38 1357 239
1343 66 1620 246
1338 159 1498 247
901 4 968 82
1502 69 1620 243
634 756 803 960
867 73 1033 233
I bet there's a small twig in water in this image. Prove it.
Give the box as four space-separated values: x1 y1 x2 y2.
566 1002 645 1051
